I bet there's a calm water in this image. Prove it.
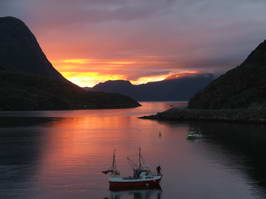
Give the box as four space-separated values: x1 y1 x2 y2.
1 102 266 199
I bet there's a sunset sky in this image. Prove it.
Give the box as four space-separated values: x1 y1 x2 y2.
1 0 266 87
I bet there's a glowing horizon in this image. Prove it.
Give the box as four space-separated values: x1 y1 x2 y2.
3 0 264 88
52 58 201 87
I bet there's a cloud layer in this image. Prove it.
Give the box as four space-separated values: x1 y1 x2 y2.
1 0 266 86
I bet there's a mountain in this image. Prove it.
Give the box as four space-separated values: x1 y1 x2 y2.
93 74 214 101
0 17 65 81
189 40 266 109
0 17 140 110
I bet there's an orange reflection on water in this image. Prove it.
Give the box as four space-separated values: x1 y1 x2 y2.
35 102 187 194
37 114 148 177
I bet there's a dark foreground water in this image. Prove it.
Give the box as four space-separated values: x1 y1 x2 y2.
1 102 266 199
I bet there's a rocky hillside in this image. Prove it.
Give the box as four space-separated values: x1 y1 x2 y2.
0 17 140 110
189 40 266 109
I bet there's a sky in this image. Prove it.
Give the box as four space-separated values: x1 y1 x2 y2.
0 0 266 87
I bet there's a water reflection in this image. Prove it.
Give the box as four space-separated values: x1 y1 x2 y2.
187 122 266 196
0 128 44 198
1 102 266 198
108 188 162 199
0 117 59 127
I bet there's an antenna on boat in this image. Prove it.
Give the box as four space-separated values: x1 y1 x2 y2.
127 157 138 169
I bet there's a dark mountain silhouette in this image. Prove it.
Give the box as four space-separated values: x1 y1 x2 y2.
0 17 65 81
189 40 266 109
93 74 214 101
0 17 140 110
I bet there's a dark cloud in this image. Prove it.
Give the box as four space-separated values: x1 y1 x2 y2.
3 0 176 27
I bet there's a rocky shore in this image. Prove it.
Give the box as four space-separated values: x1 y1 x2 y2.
140 107 266 124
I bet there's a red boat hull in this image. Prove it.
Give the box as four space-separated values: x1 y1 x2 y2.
109 179 161 191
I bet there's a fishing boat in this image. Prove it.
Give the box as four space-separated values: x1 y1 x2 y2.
102 148 162 190
186 132 203 140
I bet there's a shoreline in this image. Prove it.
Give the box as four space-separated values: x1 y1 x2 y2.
140 107 266 124
0 103 141 111
0 116 62 127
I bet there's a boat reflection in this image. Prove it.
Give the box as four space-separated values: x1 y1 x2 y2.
108 187 162 199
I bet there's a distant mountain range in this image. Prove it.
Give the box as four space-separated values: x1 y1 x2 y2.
142 39 266 123
0 17 140 110
92 74 214 101
189 40 266 109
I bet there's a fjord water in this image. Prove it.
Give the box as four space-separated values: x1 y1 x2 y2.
1 102 266 199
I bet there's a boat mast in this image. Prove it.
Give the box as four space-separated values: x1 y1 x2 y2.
112 149 116 171
138 147 142 169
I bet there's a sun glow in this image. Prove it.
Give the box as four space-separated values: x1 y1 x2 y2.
61 72 126 87
52 58 136 87
52 58 200 87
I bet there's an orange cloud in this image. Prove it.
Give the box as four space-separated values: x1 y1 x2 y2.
55 59 135 66
165 71 199 80
60 59 91 64
131 71 200 85
105 61 135 65
131 74 169 85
